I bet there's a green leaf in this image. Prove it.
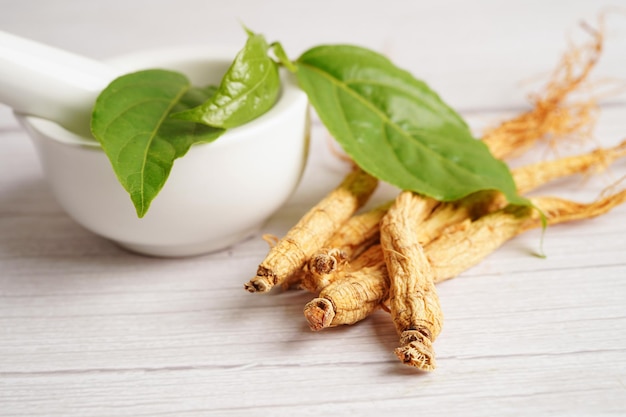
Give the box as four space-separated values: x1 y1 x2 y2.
91 69 224 218
171 31 280 128
270 42 296 72
295 45 528 206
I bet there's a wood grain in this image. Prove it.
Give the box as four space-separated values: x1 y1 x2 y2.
1 1 625 416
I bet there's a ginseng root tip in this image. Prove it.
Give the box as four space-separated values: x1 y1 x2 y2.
395 330 437 371
243 277 272 293
309 249 346 275
303 298 336 331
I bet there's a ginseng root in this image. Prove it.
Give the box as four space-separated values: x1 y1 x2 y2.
513 139 626 194
302 140 626 300
303 244 388 331
244 167 378 293
302 198 436 293
428 189 626 283
304 143 626 330
299 201 393 293
305 188 626 335
380 192 443 371
246 20 618 374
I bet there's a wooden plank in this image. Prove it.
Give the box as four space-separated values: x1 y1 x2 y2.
1 1 625 415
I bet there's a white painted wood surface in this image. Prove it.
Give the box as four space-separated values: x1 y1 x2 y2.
1 1 625 416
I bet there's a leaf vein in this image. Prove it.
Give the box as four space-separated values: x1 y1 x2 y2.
299 62 475 177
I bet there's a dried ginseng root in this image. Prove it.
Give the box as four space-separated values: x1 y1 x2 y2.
513 139 626 194
306 188 626 335
481 22 603 158
428 139 626 225
244 167 379 293
304 143 626 329
317 200 394 261
300 198 432 293
428 189 626 283
303 244 388 330
380 191 443 371
481 139 626 214
299 201 393 293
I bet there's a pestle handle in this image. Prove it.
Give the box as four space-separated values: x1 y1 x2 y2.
0 31 121 137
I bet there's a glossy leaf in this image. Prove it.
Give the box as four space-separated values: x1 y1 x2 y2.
171 31 280 128
295 45 528 206
91 69 224 218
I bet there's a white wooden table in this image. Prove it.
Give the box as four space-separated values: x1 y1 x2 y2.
1 1 625 416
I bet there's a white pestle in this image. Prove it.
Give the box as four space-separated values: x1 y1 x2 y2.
0 31 122 137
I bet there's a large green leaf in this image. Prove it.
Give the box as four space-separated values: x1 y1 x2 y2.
171 31 280 128
295 45 527 206
91 69 224 217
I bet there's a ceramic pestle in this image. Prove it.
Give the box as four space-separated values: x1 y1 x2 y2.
0 30 121 137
